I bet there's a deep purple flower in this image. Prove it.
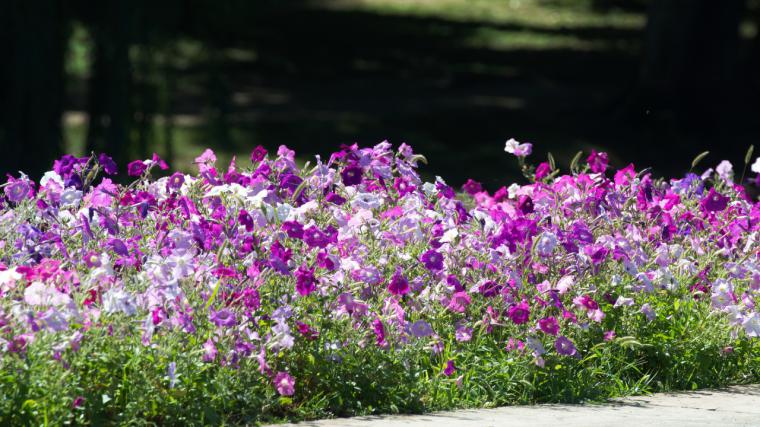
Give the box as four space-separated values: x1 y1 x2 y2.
462 179 483 195
98 153 118 175
443 360 456 376
507 301 531 325
555 335 578 357
326 192 346 205
209 309 236 327
4 180 30 203
587 150 609 173
274 372 295 396
303 226 330 248
516 195 533 214
538 316 559 336
250 145 268 163
387 270 410 296
341 163 364 186
127 160 147 177
295 265 317 296
420 249 444 271
238 210 254 232
372 318 387 347
701 188 729 212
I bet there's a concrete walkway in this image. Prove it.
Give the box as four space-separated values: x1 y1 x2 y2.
270 384 760 427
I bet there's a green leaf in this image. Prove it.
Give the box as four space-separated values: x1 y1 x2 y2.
569 150 583 173
691 151 710 169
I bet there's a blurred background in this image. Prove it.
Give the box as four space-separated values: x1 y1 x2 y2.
1 0 759 189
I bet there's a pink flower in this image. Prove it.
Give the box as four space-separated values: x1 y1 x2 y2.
274 371 295 396
447 291 471 313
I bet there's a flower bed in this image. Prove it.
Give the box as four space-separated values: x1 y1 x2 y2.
1 141 759 425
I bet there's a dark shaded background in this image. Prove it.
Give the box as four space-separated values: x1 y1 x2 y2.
1 0 759 189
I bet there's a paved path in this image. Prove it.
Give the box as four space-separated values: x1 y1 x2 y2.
269 384 760 427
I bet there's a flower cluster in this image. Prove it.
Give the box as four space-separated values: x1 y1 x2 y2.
0 141 759 400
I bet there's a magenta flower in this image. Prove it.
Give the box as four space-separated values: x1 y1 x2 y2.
387 270 410 296
587 150 609 173
274 372 295 396
538 316 559 336
372 318 387 347
127 160 147 177
701 188 729 212
462 179 483 195
507 301 531 325
535 162 551 180
282 221 304 239
447 291 471 313
554 335 578 357
250 145 267 163
303 226 330 248
420 249 444 271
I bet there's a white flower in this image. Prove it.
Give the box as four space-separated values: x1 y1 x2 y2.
507 183 520 199
752 157 760 174
504 138 519 154
103 288 137 316
60 188 83 206
742 312 760 337
24 282 71 306
715 160 733 182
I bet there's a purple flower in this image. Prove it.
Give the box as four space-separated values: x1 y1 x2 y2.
341 163 364 186
274 372 295 396
209 309 236 327
127 160 147 177
554 335 578 357
443 360 456 376
98 153 118 175
202 340 218 362
583 244 609 265
587 150 609 173
507 301 531 325
538 316 559 336
701 188 729 212
238 209 253 232
387 270 409 296
4 180 30 203
295 265 317 296
409 320 434 338
420 249 444 271
167 172 185 190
